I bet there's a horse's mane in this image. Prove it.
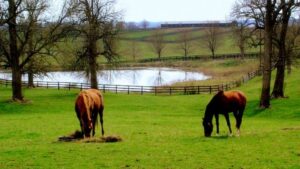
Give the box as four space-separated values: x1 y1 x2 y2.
208 91 224 108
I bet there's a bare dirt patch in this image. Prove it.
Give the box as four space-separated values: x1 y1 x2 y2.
58 130 122 143
281 127 300 131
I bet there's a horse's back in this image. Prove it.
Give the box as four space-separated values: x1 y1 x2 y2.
75 89 104 112
223 90 246 109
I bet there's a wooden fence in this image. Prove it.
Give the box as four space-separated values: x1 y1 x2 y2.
139 53 260 63
0 69 261 95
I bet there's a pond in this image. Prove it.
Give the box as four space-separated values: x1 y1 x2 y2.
0 67 210 86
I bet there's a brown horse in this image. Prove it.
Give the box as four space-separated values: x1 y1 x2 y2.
202 90 246 137
75 89 104 138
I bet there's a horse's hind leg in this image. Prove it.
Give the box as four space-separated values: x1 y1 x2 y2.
224 113 232 136
99 106 104 136
235 108 245 136
233 111 240 136
92 110 97 137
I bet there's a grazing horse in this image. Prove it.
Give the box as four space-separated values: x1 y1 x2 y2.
202 90 246 137
75 89 104 138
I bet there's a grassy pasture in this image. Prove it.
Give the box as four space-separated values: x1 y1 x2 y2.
0 68 299 168
117 28 259 61
54 28 259 65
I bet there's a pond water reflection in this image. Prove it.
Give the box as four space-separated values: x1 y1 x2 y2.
0 67 210 86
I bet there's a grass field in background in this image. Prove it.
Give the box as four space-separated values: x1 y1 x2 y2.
53 28 260 64
0 68 299 168
117 28 259 61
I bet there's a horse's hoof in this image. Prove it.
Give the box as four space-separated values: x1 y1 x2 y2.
236 130 240 137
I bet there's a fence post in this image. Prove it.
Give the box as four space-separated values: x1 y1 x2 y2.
37 81 39 87
169 87 172 95
58 82 60 90
197 86 200 94
128 86 130 94
80 83 83 91
47 82 48 89
103 85 106 93
141 86 143 95
184 87 186 94
115 85 118 94
155 86 157 95
69 83 71 90
5 80 8 87
210 86 212 94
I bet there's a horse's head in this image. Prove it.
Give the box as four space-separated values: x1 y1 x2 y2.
202 118 213 137
82 119 93 138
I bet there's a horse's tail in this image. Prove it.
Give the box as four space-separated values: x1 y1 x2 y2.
82 91 93 129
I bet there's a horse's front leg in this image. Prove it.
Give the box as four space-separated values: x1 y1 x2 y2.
215 113 219 136
224 113 232 136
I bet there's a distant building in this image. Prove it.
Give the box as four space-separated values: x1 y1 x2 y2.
161 21 235 28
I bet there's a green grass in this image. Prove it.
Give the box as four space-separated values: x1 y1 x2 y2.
117 28 260 61
53 28 260 64
0 69 299 168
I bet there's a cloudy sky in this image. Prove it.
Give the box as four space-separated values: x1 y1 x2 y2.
115 0 237 22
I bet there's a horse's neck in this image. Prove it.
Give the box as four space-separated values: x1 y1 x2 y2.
204 107 214 122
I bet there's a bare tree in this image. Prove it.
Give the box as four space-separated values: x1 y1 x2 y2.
130 40 139 61
178 29 194 58
202 24 222 59
69 0 121 89
149 29 166 59
0 0 71 101
231 6 252 59
271 0 300 98
259 0 275 108
141 19 149 30
286 18 300 74
234 0 285 108
126 21 138 30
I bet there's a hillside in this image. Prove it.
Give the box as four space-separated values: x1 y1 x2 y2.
116 28 260 61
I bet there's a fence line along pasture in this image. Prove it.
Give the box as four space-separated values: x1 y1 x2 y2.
139 53 260 63
0 69 261 95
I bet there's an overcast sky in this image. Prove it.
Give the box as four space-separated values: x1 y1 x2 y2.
115 0 237 22
50 0 237 22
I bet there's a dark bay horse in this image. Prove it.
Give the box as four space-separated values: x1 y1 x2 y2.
75 89 104 138
202 90 246 137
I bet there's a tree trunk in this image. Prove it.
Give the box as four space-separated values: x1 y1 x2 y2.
272 58 285 98
88 37 98 89
9 0 23 101
287 54 292 74
272 31 286 98
271 1 291 98
28 69 35 88
260 0 272 108
11 65 23 101
89 56 98 89
158 51 161 60
240 45 245 59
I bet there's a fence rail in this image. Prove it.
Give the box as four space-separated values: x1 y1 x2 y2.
0 69 261 95
139 53 260 63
